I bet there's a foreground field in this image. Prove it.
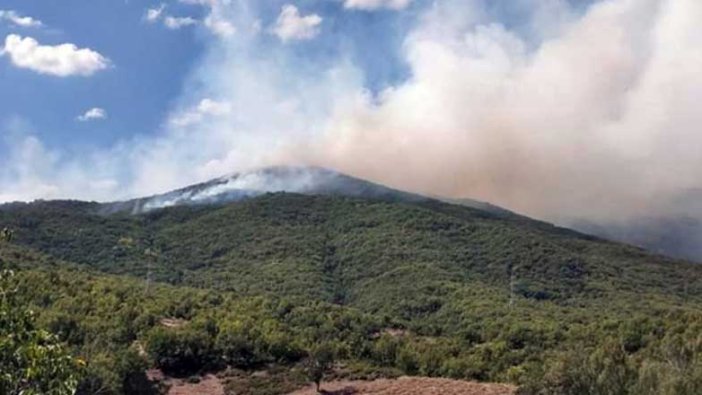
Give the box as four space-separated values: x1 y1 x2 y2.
290 377 516 395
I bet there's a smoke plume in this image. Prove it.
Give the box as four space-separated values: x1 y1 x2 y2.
297 0 702 223
312 0 702 223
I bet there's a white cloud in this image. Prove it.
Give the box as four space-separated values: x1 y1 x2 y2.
0 134 59 202
170 98 231 127
179 0 218 5
145 4 198 30
178 0 236 37
0 118 122 202
0 10 43 27
146 0 236 37
1 34 109 77
343 0 412 11
77 108 107 122
273 5 322 42
164 16 198 29
145 4 166 22
204 15 235 37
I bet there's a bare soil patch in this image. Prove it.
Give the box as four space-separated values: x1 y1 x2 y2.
168 374 224 395
288 376 517 395
160 317 189 328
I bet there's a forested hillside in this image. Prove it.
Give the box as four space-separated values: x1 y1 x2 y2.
1 193 702 394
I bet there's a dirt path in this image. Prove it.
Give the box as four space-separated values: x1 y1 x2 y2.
288 376 517 395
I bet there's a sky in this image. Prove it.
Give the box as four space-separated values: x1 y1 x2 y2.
1 0 701 226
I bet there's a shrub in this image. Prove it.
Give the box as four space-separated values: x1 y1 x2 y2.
146 327 215 376
0 270 82 395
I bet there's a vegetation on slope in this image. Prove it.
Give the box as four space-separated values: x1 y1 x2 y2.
0 269 82 395
1 193 702 394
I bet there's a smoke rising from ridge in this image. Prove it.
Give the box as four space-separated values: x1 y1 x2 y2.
293 0 702 222
1 0 702 230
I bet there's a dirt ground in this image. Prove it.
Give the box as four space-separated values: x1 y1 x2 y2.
147 370 515 395
288 376 517 395
168 374 225 395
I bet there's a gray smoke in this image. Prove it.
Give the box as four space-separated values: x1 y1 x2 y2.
290 0 702 225
101 166 424 214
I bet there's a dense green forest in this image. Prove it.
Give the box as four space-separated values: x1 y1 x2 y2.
1 193 702 394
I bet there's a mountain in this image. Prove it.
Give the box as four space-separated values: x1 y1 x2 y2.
100 166 427 215
2 168 701 315
1 166 699 304
96 165 702 263
2 166 702 394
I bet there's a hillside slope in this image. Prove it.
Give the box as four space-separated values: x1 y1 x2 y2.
25 162 695 263
2 193 701 324
2 192 702 394
3 194 700 297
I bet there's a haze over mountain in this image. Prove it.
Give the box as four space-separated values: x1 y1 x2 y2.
574 211 702 263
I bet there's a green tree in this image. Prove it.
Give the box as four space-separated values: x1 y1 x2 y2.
0 270 82 395
0 227 13 243
146 327 215 376
522 341 637 395
304 343 335 394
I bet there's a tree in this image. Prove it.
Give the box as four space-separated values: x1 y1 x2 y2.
146 327 215 376
0 227 13 243
0 270 82 395
304 343 335 394
143 247 160 294
521 340 637 395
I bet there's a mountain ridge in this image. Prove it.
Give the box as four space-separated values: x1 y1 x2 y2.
2 164 697 263
99 165 430 215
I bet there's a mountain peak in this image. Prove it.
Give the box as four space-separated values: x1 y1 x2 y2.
101 165 426 214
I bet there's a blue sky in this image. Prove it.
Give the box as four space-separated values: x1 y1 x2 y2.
0 0 433 201
0 0 585 155
0 0 420 152
1 0 700 226
0 0 204 150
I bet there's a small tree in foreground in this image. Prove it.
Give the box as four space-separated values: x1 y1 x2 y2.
304 343 335 394
0 270 83 395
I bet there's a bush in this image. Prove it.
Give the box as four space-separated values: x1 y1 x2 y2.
0 270 82 395
146 327 215 376
304 343 336 393
77 349 157 395
215 326 259 368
